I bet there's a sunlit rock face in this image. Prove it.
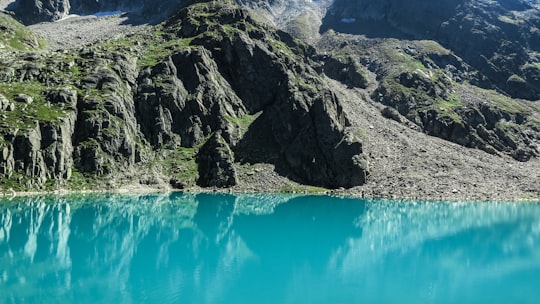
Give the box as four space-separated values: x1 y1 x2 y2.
1 194 540 303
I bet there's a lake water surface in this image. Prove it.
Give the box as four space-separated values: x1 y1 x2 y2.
1 193 539 303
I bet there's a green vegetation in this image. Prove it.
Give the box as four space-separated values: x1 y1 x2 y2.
379 40 428 73
158 147 199 185
370 39 468 122
0 13 45 51
225 113 259 136
69 168 103 191
417 40 451 55
507 74 527 83
0 81 67 130
138 30 195 68
471 86 530 115
354 128 367 140
279 184 328 194
0 173 28 192
432 93 463 121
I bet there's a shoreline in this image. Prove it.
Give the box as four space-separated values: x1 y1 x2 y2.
2 185 539 203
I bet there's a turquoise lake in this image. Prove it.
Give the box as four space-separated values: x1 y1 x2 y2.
1 193 539 303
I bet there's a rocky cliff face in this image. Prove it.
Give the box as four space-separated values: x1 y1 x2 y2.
321 0 540 100
318 32 540 162
0 0 369 191
309 0 540 163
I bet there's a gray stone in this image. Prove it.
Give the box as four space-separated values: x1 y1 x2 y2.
0 94 14 111
196 132 237 188
14 94 33 104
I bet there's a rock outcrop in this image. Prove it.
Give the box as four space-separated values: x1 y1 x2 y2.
196 132 237 188
321 0 540 100
141 0 369 188
318 33 540 162
8 0 70 24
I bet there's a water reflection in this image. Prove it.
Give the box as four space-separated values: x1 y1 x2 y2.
0 194 539 303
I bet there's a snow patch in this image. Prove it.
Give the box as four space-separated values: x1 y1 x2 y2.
55 10 123 22
341 18 356 24
56 14 81 22
94 10 123 17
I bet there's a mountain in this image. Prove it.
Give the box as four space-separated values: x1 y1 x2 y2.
0 0 368 192
314 0 540 162
0 0 539 199
321 0 540 100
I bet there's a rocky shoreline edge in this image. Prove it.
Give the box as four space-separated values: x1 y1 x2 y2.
2 182 539 203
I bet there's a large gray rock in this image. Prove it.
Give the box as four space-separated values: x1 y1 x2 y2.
196 132 237 188
135 47 246 149
320 54 368 89
0 94 14 111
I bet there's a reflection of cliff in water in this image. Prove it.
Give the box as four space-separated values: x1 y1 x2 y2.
2 194 540 303
0 193 365 303
227 195 366 302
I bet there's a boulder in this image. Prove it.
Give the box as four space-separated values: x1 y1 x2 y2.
0 94 14 111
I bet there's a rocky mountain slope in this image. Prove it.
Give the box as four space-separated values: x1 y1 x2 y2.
0 0 539 200
321 0 540 100
0 0 368 192
0 11 43 51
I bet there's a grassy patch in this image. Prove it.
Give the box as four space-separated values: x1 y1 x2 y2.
507 74 526 83
279 184 328 194
0 13 45 51
159 147 199 185
225 113 259 135
354 128 367 140
437 92 462 109
471 86 529 114
138 30 195 68
380 40 427 72
266 38 296 58
417 40 450 55
68 168 102 191
0 82 67 130
0 173 28 192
